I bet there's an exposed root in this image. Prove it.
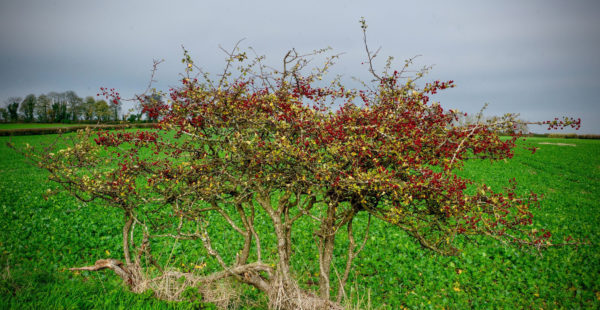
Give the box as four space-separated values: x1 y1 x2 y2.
69 259 241 308
199 278 242 309
70 259 134 286
70 259 342 310
146 268 241 307
267 277 343 310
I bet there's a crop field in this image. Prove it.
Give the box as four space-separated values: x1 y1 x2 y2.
0 133 598 309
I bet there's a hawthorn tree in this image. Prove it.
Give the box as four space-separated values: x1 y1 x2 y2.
16 21 580 309
140 92 165 122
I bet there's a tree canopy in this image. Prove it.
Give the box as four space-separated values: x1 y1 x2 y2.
15 24 581 309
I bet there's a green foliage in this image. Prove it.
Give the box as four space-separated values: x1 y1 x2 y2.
0 108 8 123
82 96 97 121
547 133 580 139
1 134 598 309
35 94 51 123
3 91 129 124
0 123 155 136
6 98 21 122
0 123 92 130
93 100 111 122
19 95 37 123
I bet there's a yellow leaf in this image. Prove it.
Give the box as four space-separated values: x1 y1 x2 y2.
105 250 111 256
453 282 461 292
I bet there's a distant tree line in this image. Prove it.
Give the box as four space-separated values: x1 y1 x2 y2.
0 91 124 123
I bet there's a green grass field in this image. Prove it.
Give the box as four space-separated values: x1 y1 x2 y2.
0 123 88 130
0 134 598 309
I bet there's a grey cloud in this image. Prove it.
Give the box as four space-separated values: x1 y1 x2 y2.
1 0 598 133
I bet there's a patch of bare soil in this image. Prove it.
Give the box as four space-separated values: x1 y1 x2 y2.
538 142 576 147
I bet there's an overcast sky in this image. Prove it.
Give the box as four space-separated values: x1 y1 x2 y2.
1 0 599 133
